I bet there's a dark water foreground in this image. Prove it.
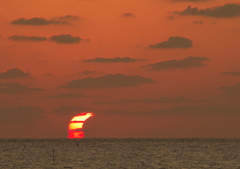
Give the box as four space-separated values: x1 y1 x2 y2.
0 138 240 169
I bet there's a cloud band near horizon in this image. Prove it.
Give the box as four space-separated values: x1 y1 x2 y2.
61 74 155 89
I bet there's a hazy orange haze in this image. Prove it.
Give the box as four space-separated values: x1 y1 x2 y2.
0 0 240 138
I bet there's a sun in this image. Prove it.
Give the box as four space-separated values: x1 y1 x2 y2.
68 112 94 138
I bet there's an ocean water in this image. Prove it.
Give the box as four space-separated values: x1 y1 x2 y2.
1 138 240 169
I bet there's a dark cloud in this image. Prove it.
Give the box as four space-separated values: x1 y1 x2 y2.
219 71 240 76
8 35 47 42
0 106 47 123
41 93 88 99
11 17 69 25
93 96 207 105
0 68 30 78
82 57 144 63
10 15 80 26
61 74 155 89
105 105 240 116
142 56 209 71
0 83 44 94
121 13 135 17
218 83 240 97
53 105 94 115
52 15 81 21
11 17 66 25
170 0 210 2
49 34 83 44
149 36 192 49
175 3 240 18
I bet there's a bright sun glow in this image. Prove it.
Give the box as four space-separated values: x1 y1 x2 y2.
68 112 94 139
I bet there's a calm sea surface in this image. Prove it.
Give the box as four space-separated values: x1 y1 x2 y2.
0 138 240 169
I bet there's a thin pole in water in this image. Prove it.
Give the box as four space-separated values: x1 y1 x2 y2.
53 148 55 165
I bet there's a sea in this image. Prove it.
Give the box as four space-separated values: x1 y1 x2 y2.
0 138 240 169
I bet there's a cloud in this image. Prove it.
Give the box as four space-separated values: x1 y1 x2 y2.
0 68 30 78
142 56 209 71
41 93 88 99
0 106 47 123
61 74 155 89
8 35 47 42
93 96 208 105
219 71 240 76
218 83 240 97
52 15 81 21
82 57 145 63
49 34 83 44
53 105 94 115
169 0 210 2
104 105 240 116
175 3 240 18
10 17 71 25
11 17 67 25
121 13 135 17
0 83 44 94
149 36 192 49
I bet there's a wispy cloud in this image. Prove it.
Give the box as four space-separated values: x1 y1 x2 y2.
121 13 135 17
0 68 30 78
61 74 155 89
11 17 68 25
104 105 240 116
0 106 47 123
169 0 211 2
82 57 145 63
41 93 89 99
0 83 44 94
10 15 81 26
175 3 240 18
149 36 192 49
93 96 208 105
218 83 240 97
8 35 47 42
49 34 84 44
52 15 81 21
219 71 240 76
53 105 94 115
142 56 209 71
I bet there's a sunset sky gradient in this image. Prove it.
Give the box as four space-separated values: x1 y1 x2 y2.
1 0 240 138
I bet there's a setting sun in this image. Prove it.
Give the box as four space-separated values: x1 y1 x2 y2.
68 112 94 139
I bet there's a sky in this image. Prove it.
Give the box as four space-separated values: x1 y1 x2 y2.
1 0 240 138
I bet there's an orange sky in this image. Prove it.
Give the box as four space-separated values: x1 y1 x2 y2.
1 0 240 138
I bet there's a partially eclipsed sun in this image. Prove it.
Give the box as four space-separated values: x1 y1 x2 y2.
68 112 94 138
